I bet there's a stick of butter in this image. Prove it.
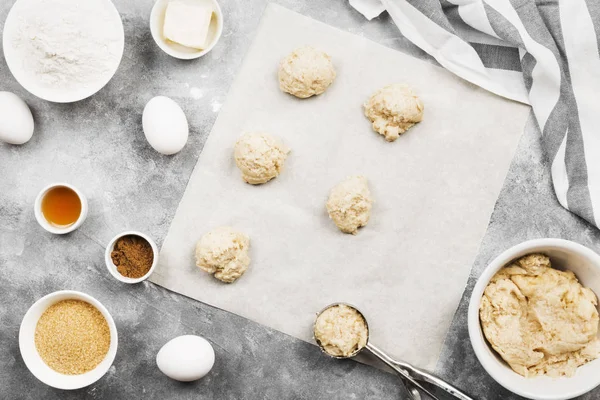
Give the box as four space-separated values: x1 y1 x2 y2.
163 1 213 50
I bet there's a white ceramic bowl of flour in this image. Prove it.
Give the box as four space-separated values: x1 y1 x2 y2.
2 0 125 103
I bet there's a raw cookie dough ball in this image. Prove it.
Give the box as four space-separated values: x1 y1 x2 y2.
364 83 424 142
326 176 373 234
278 46 336 98
195 227 250 283
234 132 290 185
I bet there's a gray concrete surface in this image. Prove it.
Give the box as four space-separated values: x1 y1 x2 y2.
1 0 598 399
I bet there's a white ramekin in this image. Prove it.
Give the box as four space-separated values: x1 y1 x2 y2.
34 183 88 234
149 0 224 60
468 238 600 400
105 231 159 284
19 290 118 390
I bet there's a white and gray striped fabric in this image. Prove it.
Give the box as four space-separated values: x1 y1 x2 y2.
351 0 600 227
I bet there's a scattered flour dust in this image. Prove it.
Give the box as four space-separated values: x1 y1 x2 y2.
190 87 203 99
211 99 222 112
10 0 123 90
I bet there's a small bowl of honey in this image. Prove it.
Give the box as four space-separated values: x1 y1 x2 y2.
34 183 88 234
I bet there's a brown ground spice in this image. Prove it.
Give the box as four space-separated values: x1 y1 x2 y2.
35 299 111 375
110 235 154 278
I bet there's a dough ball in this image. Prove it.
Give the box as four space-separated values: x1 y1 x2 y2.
278 46 336 98
234 132 290 185
364 83 424 142
195 227 250 283
326 176 373 234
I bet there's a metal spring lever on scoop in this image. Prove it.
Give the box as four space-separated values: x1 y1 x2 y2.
405 380 422 400
313 303 475 400
366 342 473 400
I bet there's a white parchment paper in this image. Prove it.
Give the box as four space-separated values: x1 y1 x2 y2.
151 3 530 369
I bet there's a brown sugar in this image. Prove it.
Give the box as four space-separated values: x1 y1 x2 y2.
110 235 154 279
35 299 111 375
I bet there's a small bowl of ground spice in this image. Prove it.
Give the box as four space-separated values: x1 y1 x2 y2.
105 231 158 283
19 290 118 389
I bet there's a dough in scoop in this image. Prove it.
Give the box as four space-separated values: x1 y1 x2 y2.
364 83 424 142
326 176 373 234
234 132 290 185
195 227 250 283
278 46 336 98
314 304 368 357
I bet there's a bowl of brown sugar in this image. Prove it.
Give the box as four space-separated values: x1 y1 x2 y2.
105 231 158 283
19 290 118 389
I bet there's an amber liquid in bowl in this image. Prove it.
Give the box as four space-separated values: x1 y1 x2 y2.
41 186 82 227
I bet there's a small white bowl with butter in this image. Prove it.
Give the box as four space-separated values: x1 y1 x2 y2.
150 0 223 60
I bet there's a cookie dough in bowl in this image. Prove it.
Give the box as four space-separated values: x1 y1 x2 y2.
468 239 600 400
364 84 424 142
234 133 290 185
278 46 336 98
326 176 373 234
480 253 600 378
194 227 250 283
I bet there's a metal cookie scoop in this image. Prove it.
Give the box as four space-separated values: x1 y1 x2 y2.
313 303 475 400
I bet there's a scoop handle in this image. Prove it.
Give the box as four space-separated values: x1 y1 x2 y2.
400 362 474 400
365 342 475 400
365 343 440 400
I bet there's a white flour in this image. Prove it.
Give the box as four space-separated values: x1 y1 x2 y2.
11 0 122 89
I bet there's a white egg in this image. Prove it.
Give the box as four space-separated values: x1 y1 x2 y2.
0 91 34 145
142 96 189 155
156 335 215 381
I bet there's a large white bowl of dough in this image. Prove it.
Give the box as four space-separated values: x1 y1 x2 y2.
2 0 125 103
468 239 600 400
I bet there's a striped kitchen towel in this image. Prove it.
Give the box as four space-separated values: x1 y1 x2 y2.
351 0 600 228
